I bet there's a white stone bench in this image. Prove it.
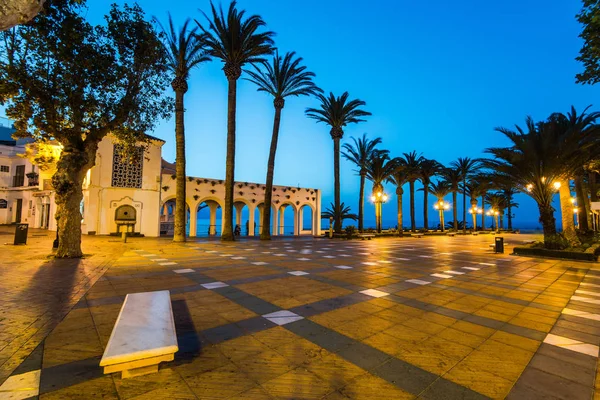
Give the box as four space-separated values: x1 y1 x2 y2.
358 234 375 240
100 290 178 379
411 233 424 238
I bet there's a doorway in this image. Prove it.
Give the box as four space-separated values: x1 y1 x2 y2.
15 199 22 223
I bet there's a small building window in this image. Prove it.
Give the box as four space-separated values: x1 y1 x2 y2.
0 199 7 209
0 166 8 173
111 144 143 188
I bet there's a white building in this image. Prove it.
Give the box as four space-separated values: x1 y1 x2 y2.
0 122 321 237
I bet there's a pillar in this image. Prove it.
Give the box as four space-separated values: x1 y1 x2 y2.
314 190 322 236
272 206 278 236
293 207 299 236
248 205 255 236
208 203 217 235
189 204 197 237
234 203 243 227
279 207 286 235
298 207 304 235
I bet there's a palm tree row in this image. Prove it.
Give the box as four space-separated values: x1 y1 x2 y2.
158 1 370 241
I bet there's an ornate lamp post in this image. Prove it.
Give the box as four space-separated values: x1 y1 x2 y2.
486 209 500 232
433 200 450 232
470 206 482 232
370 189 388 233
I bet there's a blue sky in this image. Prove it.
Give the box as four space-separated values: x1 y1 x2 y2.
84 1 599 228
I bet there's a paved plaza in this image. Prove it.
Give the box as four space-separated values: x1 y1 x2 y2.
2 230 600 399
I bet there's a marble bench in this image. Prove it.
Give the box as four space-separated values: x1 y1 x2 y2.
100 290 178 379
358 234 375 240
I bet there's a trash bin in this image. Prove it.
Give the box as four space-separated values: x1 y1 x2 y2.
14 223 28 245
495 237 504 254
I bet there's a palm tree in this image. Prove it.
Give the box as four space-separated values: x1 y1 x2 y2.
388 164 409 234
342 134 386 232
485 192 506 231
441 167 462 231
451 157 481 233
197 1 274 241
471 174 493 230
365 153 398 232
245 51 321 240
501 187 519 230
419 159 442 230
401 151 424 232
428 180 451 231
306 92 371 233
321 202 358 225
158 15 210 242
485 116 594 244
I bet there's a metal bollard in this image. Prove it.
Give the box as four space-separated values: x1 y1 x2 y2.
122 229 127 243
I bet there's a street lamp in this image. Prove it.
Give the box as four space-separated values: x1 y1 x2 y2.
470 206 482 232
433 200 450 232
486 209 500 232
371 190 388 233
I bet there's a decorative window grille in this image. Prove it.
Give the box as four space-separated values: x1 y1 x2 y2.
0 165 8 173
111 144 143 188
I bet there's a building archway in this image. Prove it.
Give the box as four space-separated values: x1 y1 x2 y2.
160 197 190 236
299 203 315 235
233 199 252 236
277 202 298 236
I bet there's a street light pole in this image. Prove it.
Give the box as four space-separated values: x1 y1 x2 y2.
371 190 388 233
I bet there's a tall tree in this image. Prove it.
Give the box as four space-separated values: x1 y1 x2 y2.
401 151 424 232
441 167 462 231
1 2 170 257
419 159 442 230
576 1 600 84
486 116 596 245
365 153 398 232
342 134 386 232
197 1 274 241
388 164 409 234
451 157 481 233
1 0 47 31
158 15 210 242
245 51 321 240
306 92 371 233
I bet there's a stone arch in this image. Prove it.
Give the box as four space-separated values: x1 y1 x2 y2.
276 201 298 236
298 203 315 234
193 196 224 237
160 196 191 236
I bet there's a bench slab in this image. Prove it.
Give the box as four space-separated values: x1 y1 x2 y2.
100 290 178 378
411 234 424 238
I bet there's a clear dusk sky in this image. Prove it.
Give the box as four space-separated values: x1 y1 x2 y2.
85 0 597 229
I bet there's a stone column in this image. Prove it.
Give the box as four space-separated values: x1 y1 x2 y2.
315 190 322 236
248 205 255 236
208 203 217 235
189 204 197 237
272 206 278 236
298 207 304 234
279 207 285 235
294 207 300 236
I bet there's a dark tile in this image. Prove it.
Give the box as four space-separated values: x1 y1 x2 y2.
528 353 595 387
463 315 505 330
284 318 330 339
507 381 562 400
559 314 600 329
85 295 124 307
230 295 279 315
12 342 44 376
435 307 468 320
202 323 245 344
403 299 439 312
501 323 546 341
372 358 438 395
555 319 600 337
40 356 103 394
536 343 596 370
550 326 600 346
418 376 489 400
514 367 593 400
236 316 275 334
337 342 390 371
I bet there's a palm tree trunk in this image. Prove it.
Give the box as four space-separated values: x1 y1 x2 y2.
471 197 478 231
222 78 237 241
452 190 458 230
574 175 590 231
409 180 416 232
333 137 341 233
559 181 579 245
507 204 513 230
358 173 365 232
261 106 282 240
423 184 429 230
538 202 557 243
480 195 485 230
173 90 186 242
462 181 467 233
396 186 403 235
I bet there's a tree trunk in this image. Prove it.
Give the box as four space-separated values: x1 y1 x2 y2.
480 195 485 230
471 197 478 231
53 142 98 258
574 175 590 231
590 172 598 202
396 186 403 235
409 180 416 232
462 180 467 233
507 204 513 230
333 137 341 233
452 190 458 230
559 180 579 245
261 106 283 240
173 89 186 242
358 173 365 232
538 202 557 242
222 78 237 241
423 182 429 230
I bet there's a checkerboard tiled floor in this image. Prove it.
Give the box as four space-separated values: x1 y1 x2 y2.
3 233 600 399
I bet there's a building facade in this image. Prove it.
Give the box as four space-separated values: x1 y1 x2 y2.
0 125 321 237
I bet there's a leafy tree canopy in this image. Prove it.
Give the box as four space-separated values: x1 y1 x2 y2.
577 0 600 84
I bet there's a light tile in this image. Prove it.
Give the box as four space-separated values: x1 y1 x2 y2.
419 255 433 258
274 254 287 257
142 254 157 257
335 265 352 269
362 262 377 266
572 296 600 305
0 369 40 399
543 333 580 346
263 310 304 325
150 258 168 262
297 258 310 261
231 256 246 260
202 281 229 289
575 289 600 297
360 289 390 298
288 271 309 276
431 273 453 279
562 308 600 321
479 262 495 266
564 343 599 357
252 262 268 265
174 269 195 274
580 282 600 288
462 267 480 271
378 260 392 264
219 254 233 257
395 257 410 261
159 262 177 266
323 255 336 259
444 270 465 275
406 279 431 285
